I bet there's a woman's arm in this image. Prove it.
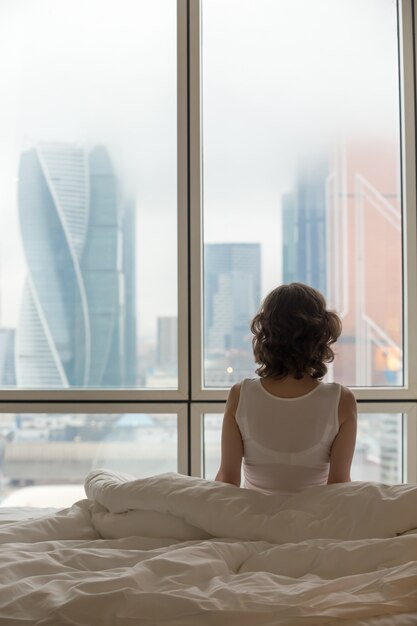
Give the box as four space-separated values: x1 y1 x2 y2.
327 385 357 484
215 383 244 487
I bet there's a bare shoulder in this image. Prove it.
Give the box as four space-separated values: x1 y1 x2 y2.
225 382 242 414
339 385 356 404
338 385 357 426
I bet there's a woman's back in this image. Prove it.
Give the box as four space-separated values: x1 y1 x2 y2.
215 283 357 492
235 378 341 495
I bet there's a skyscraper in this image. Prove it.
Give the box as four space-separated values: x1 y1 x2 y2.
204 243 261 385
16 142 136 388
157 316 177 371
280 142 403 485
328 141 402 388
122 199 137 387
281 143 402 388
0 329 16 386
282 158 328 295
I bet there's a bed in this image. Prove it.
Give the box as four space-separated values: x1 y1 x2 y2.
1 471 417 625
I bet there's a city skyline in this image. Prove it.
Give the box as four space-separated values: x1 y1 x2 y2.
0 138 403 389
0 0 398 337
15 142 136 388
204 242 261 386
282 141 402 387
0 0 407 509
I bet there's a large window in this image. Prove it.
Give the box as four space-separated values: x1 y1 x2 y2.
0 0 416 507
202 410 405 484
0 405 187 507
0 0 178 391
201 0 402 388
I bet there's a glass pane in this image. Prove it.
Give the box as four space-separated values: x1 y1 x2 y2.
0 1 177 389
203 414 223 481
0 412 178 507
352 413 402 484
203 412 403 484
202 0 402 387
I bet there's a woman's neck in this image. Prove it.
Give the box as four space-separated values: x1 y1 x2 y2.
260 374 320 399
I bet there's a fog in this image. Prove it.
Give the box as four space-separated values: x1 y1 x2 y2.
0 0 399 335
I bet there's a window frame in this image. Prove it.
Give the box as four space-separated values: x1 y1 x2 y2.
191 0 417 402
0 402 189 476
191 401 417 483
0 0 190 403
0 0 416 481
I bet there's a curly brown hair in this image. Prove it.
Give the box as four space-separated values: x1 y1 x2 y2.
250 283 342 380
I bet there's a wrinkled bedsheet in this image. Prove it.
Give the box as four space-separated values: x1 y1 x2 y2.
1 471 417 625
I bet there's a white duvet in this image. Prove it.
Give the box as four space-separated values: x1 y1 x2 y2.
1 471 417 625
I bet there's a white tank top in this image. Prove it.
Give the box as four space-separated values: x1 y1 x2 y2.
235 378 341 495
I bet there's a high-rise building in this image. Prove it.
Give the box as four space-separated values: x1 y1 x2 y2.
157 316 177 370
282 158 328 295
281 143 401 388
379 414 402 484
16 142 136 388
122 199 137 387
0 329 16 386
204 243 261 385
325 141 401 388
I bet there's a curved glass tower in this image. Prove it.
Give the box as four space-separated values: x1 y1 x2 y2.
16 142 135 388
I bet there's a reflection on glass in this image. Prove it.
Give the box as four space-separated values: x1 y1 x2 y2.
0 1 177 389
0 413 178 507
203 413 403 485
202 0 402 388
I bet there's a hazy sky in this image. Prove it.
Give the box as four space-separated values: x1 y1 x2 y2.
202 0 400 294
0 0 400 339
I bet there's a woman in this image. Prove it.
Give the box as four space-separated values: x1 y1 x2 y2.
215 282 357 495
